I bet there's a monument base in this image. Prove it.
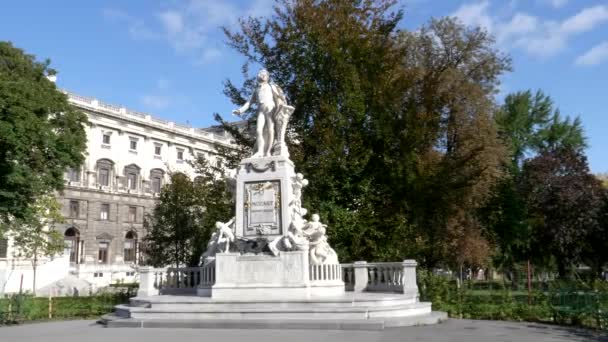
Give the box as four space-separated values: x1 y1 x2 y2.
103 293 446 330
210 251 344 300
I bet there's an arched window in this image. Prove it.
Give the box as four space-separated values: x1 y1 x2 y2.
96 159 114 187
150 169 164 194
64 227 81 264
124 231 137 263
124 164 141 190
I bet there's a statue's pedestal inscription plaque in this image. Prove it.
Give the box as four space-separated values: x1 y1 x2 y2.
244 180 281 236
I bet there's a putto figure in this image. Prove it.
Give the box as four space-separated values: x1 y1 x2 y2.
233 69 294 158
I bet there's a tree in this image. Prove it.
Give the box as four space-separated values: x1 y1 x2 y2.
495 90 586 168
597 173 608 188
520 147 603 278
220 1 510 266
143 156 234 269
9 195 65 295
143 173 205 270
0 42 87 227
484 90 587 270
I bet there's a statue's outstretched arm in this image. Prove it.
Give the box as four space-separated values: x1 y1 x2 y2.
233 92 256 116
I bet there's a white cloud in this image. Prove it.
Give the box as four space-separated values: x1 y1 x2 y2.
158 11 184 35
451 1 493 32
104 1 275 66
560 5 608 34
141 95 171 110
102 8 160 41
575 41 608 66
496 13 539 43
451 3 608 59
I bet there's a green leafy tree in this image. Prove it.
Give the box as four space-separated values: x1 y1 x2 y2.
188 155 234 266
484 90 587 270
220 1 509 267
9 195 65 295
582 186 608 277
143 156 234 269
0 42 87 227
520 147 602 278
143 173 205 270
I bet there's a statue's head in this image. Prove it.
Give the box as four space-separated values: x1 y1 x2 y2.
257 69 270 83
215 221 223 229
311 213 320 222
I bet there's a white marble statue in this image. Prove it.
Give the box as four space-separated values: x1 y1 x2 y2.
233 69 294 158
303 214 339 265
201 217 236 264
290 173 309 220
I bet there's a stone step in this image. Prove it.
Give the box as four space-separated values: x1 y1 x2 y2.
117 302 432 320
100 311 448 330
135 297 417 309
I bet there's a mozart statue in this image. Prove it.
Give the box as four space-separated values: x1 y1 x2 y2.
233 69 294 158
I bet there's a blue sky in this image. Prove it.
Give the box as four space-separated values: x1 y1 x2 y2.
1 0 607 172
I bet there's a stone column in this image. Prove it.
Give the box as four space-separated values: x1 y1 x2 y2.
353 261 369 293
137 266 157 297
402 259 419 299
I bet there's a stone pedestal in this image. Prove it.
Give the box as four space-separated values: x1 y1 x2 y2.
212 251 310 300
235 156 296 241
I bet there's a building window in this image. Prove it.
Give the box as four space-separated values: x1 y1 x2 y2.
128 206 137 222
154 145 162 155
152 177 161 193
67 168 80 182
124 164 140 191
99 168 109 186
98 242 109 264
124 231 137 263
102 133 111 144
97 159 114 187
177 149 184 161
100 203 110 220
69 200 79 218
0 238 7 258
150 169 164 194
64 227 80 264
127 172 137 190
129 139 137 151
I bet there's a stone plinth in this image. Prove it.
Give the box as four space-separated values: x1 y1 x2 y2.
235 156 295 241
212 251 309 299
212 251 343 299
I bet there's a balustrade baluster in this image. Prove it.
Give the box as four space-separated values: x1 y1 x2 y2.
383 267 390 289
371 267 377 286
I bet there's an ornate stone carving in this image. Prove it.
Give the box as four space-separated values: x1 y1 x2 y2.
243 181 282 236
302 214 339 265
201 217 235 264
290 173 309 220
244 161 276 173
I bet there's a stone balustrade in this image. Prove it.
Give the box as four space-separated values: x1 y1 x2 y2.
137 259 418 298
341 260 419 296
309 263 342 285
137 263 216 297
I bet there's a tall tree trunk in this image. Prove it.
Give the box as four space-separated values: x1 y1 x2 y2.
32 253 38 296
175 241 179 288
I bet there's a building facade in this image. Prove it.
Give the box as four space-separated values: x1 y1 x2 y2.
0 91 236 293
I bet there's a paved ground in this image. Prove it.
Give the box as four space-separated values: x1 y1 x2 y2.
0 319 606 342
